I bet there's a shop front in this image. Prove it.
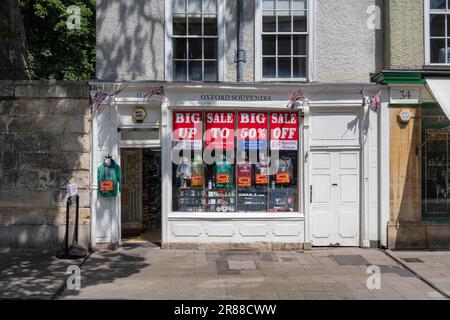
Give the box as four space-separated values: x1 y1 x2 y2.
90 82 387 249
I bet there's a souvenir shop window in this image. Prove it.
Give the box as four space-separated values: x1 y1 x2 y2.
171 111 300 213
421 107 450 218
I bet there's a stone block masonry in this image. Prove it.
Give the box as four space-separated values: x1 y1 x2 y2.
0 81 91 250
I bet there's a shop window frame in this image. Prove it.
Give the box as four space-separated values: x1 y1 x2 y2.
168 108 304 217
421 112 450 221
255 0 314 82
425 0 450 65
165 0 225 82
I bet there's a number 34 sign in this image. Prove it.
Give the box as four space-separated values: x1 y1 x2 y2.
390 89 420 104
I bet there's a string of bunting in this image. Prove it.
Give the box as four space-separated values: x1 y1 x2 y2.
287 88 382 112
91 85 166 112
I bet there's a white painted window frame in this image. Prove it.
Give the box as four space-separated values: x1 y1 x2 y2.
255 0 314 82
165 0 225 82
425 0 450 65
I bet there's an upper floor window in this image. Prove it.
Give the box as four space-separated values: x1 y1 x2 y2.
259 0 309 80
427 0 450 64
171 0 219 81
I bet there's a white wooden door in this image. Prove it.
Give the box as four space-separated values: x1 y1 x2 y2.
310 151 360 246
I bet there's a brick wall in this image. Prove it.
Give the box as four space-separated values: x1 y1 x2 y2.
0 81 91 250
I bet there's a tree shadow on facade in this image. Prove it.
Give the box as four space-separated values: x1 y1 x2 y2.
96 0 164 81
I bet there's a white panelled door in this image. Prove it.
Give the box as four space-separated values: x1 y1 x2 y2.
310 151 360 246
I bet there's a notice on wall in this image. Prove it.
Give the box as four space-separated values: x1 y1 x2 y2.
237 112 268 150
172 111 203 150
270 112 299 151
204 112 236 151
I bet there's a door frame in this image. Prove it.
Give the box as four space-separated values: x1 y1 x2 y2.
303 105 368 248
308 147 362 246
117 127 162 245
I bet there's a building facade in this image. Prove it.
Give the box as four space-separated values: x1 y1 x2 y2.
373 0 450 248
91 0 388 249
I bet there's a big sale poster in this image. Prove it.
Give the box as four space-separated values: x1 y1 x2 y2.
172 111 203 150
237 112 268 151
270 112 299 151
204 112 235 150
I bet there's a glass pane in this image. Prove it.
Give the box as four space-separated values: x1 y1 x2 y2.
173 16 187 35
173 61 187 81
188 17 202 35
263 15 277 32
203 0 217 13
293 57 306 78
430 0 446 10
278 35 291 55
204 61 218 82
189 38 202 59
431 38 446 63
293 0 307 10
263 0 275 10
278 0 290 10
189 61 202 81
430 14 445 36
187 0 202 13
263 57 276 78
172 0 186 13
173 38 187 59
278 14 291 32
278 57 291 78
293 35 306 55
204 38 217 59
262 35 276 55
293 11 307 32
204 17 217 35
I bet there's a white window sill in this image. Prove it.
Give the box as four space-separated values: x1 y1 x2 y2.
168 212 305 220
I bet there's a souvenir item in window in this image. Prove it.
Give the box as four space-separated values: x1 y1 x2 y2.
255 153 269 185
214 156 233 188
176 157 192 188
274 158 292 185
191 154 205 187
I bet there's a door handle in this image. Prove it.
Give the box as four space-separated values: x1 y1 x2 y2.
332 183 338 187
310 185 313 203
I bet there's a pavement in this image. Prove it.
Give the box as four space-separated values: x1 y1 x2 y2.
1 246 449 300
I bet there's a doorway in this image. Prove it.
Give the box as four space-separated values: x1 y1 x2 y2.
309 150 360 246
120 148 162 245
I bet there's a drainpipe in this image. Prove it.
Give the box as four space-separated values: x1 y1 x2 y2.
236 0 246 81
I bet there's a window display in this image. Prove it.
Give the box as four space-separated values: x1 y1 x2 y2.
172 110 300 213
422 108 450 217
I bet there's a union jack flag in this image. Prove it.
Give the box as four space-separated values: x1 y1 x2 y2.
91 89 109 113
370 90 382 111
144 86 165 100
287 89 305 110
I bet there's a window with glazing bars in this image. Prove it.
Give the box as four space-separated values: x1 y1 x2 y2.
172 0 218 81
429 0 450 63
262 0 308 79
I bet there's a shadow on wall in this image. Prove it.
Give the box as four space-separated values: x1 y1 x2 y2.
0 81 91 251
96 0 164 81
391 109 424 248
0 249 149 299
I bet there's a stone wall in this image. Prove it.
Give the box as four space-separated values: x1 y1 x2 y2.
0 81 91 250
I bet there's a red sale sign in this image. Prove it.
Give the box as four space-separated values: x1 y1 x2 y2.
204 112 235 150
173 111 203 150
238 112 268 150
270 112 299 151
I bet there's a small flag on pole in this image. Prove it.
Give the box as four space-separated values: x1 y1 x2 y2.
144 86 165 100
91 89 109 113
370 90 382 111
287 89 305 111
110 85 127 98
